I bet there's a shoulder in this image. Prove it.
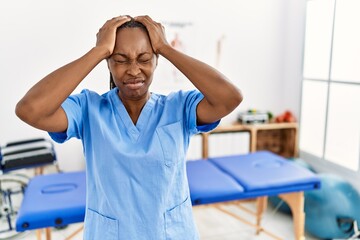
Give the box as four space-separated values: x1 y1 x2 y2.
69 88 113 102
64 89 113 111
156 90 202 104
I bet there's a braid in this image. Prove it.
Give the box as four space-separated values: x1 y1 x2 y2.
110 73 116 90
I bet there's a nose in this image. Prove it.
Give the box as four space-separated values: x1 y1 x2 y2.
127 62 141 76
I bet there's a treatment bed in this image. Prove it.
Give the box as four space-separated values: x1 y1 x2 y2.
187 151 321 239
15 151 320 240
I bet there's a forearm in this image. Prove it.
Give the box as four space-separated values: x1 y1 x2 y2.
134 15 242 123
16 47 108 123
160 45 242 114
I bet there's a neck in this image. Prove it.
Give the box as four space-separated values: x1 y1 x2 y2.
119 92 151 125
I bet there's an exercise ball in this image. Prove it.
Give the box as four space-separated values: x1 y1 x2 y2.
305 173 360 239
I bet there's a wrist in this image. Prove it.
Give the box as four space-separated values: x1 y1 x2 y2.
91 46 111 60
157 44 173 57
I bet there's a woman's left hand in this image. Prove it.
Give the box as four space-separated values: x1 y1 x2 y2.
134 15 170 54
137 16 242 125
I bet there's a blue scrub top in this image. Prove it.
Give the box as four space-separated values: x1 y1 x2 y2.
49 88 219 240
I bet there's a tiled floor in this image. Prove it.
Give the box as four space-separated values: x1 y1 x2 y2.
12 201 320 240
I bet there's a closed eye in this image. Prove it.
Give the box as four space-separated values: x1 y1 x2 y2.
114 59 129 64
138 59 151 64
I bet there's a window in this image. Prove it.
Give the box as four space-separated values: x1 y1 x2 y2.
300 0 360 171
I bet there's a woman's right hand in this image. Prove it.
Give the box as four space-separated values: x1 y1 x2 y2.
16 16 131 132
96 16 131 58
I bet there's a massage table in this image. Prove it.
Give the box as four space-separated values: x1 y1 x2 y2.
187 151 321 240
15 151 320 240
16 171 86 240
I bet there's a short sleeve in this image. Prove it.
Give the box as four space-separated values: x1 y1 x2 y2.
48 91 86 143
184 90 220 135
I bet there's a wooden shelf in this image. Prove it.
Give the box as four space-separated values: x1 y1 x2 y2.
201 122 298 159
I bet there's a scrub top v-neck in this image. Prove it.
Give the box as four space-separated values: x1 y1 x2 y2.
49 88 219 240
111 90 156 142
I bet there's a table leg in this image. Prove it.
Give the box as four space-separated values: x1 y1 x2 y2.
278 192 305 240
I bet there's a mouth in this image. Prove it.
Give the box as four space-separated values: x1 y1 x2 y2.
123 79 145 90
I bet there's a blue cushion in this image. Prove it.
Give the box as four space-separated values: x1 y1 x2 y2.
16 171 86 231
186 160 244 205
209 151 320 194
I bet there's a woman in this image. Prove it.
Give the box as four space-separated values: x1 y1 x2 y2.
16 15 242 240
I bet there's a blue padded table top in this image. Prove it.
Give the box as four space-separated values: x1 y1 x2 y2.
209 151 320 192
16 171 86 231
186 160 244 205
187 151 320 205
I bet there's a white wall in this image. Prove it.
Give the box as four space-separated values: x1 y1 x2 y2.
0 0 307 171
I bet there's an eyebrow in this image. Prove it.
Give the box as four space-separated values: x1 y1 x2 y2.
112 52 152 58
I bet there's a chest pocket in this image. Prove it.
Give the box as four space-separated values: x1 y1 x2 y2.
156 121 185 167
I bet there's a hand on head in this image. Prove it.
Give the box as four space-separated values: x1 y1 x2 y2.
134 15 169 54
96 16 131 57
97 15 169 58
